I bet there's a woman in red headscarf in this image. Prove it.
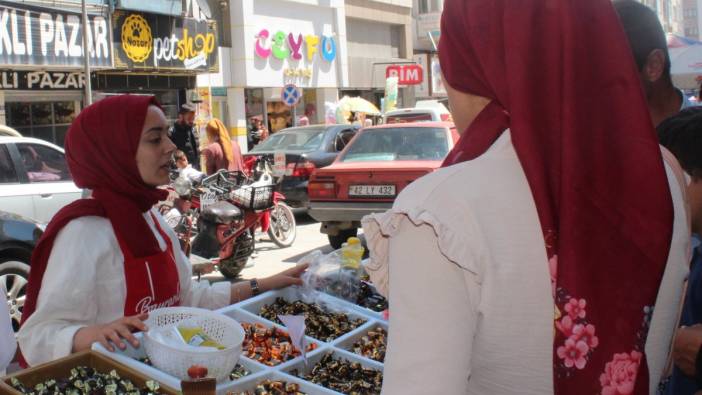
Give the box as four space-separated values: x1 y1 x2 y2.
17 96 306 367
361 0 689 394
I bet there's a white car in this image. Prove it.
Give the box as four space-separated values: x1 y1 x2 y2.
0 136 82 223
383 100 453 124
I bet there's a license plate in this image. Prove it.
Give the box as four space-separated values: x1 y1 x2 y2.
349 185 396 197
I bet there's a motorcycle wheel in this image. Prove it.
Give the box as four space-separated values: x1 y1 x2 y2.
219 257 249 279
267 202 297 248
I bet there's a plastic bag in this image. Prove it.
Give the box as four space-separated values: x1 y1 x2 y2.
299 249 362 304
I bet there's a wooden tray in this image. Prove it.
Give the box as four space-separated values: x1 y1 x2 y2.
0 350 179 395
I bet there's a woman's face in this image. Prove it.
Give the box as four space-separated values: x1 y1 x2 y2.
136 105 176 187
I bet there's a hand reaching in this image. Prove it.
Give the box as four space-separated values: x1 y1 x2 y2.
73 314 149 353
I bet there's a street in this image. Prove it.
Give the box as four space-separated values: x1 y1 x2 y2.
202 212 340 283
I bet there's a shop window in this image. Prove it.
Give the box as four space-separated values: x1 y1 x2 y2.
0 145 18 184
16 143 71 183
6 102 78 147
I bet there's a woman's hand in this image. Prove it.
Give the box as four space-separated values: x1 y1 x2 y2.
673 324 702 377
260 264 309 291
73 314 149 353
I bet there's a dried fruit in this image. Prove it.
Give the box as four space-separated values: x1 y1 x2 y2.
241 322 318 366
259 298 366 342
291 352 383 394
351 327 387 362
9 366 164 395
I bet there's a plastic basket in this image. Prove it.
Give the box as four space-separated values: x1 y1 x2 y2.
230 184 275 211
142 307 245 383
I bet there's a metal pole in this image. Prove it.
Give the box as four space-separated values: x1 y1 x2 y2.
81 0 93 106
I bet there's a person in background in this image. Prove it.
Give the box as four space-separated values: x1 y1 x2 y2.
202 118 245 175
164 195 192 230
655 108 702 395
248 118 262 150
614 0 695 127
297 115 310 126
361 1 689 393
1 291 16 375
169 104 200 169
174 150 203 183
17 95 307 367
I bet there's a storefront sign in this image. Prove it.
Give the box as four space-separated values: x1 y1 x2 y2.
112 10 218 71
0 70 86 90
0 1 111 68
386 64 423 86
254 29 337 63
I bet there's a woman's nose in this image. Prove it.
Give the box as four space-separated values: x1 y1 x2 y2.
165 136 177 153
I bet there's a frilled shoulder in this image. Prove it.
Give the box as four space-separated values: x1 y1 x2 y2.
361 164 487 297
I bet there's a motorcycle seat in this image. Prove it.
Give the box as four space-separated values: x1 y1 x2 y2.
200 200 243 224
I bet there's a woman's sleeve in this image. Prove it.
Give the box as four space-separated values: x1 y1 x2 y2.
17 219 106 366
379 216 481 394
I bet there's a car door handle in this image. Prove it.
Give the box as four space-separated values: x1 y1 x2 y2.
40 193 52 198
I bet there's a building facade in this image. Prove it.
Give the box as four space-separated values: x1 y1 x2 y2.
411 0 445 102
683 0 699 38
639 0 686 35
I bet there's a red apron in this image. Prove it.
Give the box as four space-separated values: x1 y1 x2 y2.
115 213 181 315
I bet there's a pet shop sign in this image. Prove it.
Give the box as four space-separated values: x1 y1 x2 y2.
112 10 218 71
254 28 337 64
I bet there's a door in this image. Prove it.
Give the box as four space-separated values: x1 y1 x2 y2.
14 142 81 223
0 144 34 219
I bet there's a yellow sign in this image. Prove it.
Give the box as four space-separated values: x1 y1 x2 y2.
121 14 153 63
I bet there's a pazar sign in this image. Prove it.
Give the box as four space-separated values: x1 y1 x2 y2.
0 1 111 68
112 10 218 71
0 70 86 90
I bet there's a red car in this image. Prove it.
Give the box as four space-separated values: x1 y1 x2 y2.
308 122 459 248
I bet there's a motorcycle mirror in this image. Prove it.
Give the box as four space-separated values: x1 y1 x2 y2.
174 177 193 197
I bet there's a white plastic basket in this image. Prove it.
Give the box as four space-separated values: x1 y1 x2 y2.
143 307 245 383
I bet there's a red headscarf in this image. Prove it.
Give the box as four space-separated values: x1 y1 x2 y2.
440 1 673 393
21 95 168 339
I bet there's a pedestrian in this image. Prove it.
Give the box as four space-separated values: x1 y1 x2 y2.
361 1 689 394
655 108 702 395
202 118 245 175
169 103 200 169
17 95 308 367
248 118 261 150
173 149 203 183
614 0 696 126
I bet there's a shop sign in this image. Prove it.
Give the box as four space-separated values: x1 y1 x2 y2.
112 10 218 71
0 1 111 68
0 70 85 90
386 64 423 86
254 29 337 63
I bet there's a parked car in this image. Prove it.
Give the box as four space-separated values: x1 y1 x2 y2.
0 136 82 223
0 210 43 332
244 124 360 208
308 122 459 248
383 100 452 124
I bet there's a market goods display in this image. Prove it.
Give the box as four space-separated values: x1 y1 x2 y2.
259 298 366 342
8 367 163 395
226 379 306 395
291 353 383 395
355 283 388 313
350 327 387 363
136 356 252 382
241 322 318 366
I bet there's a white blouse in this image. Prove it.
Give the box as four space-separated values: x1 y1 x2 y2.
18 208 231 367
362 132 690 394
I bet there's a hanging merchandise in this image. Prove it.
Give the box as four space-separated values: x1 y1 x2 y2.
384 76 398 113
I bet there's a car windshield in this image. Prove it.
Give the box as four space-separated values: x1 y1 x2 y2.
385 113 434 124
341 127 450 162
252 128 326 152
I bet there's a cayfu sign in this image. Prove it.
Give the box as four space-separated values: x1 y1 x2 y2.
0 0 111 68
112 10 218 72
254 29 337 64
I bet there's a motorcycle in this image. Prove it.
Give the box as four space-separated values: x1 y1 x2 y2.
245 156 297 248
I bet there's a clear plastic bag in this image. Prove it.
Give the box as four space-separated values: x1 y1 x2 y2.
298 248 363 304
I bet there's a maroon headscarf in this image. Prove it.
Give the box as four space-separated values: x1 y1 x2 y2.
440 1 673 394
20 95 168 352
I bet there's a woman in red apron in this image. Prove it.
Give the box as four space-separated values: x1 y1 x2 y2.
17 95 306 367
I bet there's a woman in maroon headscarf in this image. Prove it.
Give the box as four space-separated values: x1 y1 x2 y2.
17 95 306 367
361 0 689 394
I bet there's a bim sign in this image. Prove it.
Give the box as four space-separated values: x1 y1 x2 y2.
386 64 423 85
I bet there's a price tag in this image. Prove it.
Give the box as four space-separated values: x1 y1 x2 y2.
200 191 216 208
273 151 286 177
